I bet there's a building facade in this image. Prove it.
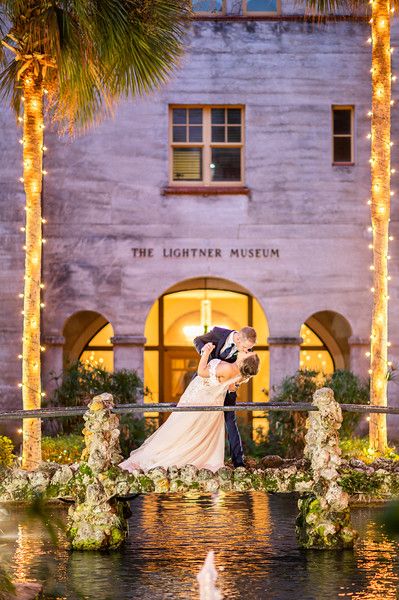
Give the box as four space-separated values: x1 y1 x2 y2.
1 1 399 438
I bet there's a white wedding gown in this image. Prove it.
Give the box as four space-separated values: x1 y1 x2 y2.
119 359 235 473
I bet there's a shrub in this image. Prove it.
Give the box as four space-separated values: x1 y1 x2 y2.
268 369 369 458
0 435 16 467
238 423 273 458
340 436 399 464
40 420 158 463
41 434 84 464
119 416 158 458
45 361 145 435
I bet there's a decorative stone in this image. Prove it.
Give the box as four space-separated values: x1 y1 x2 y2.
296 387 358 549
4 582 43 600
260 455 285 468
67 393 128 550
51 465 73 487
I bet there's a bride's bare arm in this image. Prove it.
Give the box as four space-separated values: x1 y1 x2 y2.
198 343 238 381
197 342 215 377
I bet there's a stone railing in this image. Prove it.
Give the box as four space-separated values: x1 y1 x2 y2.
1 390 399 550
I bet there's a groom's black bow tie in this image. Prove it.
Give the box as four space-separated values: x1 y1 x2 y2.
221 344 236 359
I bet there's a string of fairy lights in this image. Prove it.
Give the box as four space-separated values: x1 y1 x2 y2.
13 10 396 445
365 0 397 398
16 82 49 438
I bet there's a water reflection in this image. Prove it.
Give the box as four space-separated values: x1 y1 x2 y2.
0 494 398 599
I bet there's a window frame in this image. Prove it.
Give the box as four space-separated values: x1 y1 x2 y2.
242 0 281 16
331 105 355 165
191 0 226 16
169 104 245 187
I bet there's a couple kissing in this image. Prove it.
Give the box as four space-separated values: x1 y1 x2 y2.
119 326 260 473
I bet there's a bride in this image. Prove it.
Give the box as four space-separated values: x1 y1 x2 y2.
119 342 260 473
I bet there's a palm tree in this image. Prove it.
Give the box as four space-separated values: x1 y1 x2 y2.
367 0 391 453
0 0 190 470
303 0 392 452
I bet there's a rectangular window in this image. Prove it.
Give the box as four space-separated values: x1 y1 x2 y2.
192 0 225 14
332 106 354 164
243 0 279 14
170 106 244 185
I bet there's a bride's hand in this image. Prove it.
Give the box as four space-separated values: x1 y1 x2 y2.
202 342 215 355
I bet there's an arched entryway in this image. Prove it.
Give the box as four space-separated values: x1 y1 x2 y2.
63 310 114 371
144 277 270 437
300 311 352 374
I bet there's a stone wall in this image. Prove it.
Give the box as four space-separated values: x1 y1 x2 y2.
1 16 399 425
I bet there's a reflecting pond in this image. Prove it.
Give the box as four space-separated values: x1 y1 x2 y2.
1 493 399 599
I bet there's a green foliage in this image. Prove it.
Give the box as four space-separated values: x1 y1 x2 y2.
46 361 144 435
340 436 399 464
119 416 157 458
328 370 369 437
237 423 280 459
51 360 143 405
42 434 84 464
268 369 369 458
0 435 16 468
41 420 158 462
0 0 191 129
339 470 383 495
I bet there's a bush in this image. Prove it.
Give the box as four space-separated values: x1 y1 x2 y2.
119 416 158 458
340 436 399 464
0 435 16 467
45 361 145 435
237 423 269 458
268 369 369 458
41 434 84 464
40 420 158 463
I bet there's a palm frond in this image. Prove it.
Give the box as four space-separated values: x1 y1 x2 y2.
296 0 370 19
0 0 191 131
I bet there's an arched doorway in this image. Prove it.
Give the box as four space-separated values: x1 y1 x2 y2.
300 311 352 374
144 277 270 437
63 311 114 371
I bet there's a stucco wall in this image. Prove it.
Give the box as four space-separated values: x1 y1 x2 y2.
1 16 399 422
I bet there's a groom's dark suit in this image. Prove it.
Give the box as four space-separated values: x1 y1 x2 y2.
193 326 245 467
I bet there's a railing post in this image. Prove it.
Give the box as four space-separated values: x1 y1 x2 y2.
67 393 129 550
296 387 358 549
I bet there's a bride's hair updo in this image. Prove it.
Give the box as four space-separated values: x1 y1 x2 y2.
239 353 260 378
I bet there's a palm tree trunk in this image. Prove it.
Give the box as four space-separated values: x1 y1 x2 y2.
21 73 43 470
369 0 391 453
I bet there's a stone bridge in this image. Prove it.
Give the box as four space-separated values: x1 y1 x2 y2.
1 389 399 552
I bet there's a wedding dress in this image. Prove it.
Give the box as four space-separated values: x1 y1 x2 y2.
119 359 235 473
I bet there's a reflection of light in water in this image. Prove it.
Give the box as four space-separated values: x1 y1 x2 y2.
11 510 70 593
351 522 398 600
135 491 272 597
2 496 399 599
211 491 227 508
13 524 39 582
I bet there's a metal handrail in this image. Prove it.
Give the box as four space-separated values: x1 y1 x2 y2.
0 402 398 420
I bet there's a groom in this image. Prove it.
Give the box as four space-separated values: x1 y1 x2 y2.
193 326 257 468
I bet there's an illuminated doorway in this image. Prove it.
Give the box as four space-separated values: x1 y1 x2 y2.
300 324 334 374
143 278 270 435
79 322 114 371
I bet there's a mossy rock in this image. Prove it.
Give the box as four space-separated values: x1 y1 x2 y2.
339 470 383 496
296 494 357 549
137 475 155 493
261 474 279 493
